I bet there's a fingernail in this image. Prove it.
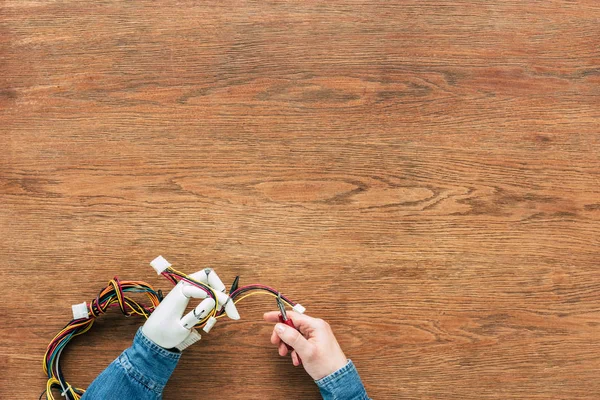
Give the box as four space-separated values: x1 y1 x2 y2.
275 323 285 333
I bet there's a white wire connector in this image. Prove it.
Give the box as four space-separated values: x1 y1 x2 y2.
202 316 218 333
175 329 201 351
150 255 172 275
292 303 306 314
71 302 89 320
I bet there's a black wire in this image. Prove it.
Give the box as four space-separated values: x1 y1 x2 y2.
38 389 47 400
230 276 240 293
212 285 296 318
230 285 291 300
56 353 76 400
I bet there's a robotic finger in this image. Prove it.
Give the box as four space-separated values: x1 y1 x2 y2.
180 298 216 329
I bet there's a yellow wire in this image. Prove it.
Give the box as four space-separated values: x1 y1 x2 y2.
68 384 78 399
46 378 58 400
215 291 293 319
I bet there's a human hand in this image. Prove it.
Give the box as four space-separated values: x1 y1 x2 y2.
142 257 240 350
263 311 348 380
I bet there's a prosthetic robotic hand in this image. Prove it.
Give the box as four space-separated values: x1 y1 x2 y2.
142 256 240 351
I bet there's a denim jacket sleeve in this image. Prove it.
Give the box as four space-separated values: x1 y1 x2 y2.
81 328 181 400
315 360 370 400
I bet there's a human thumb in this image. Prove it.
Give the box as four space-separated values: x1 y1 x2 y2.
275 323 311 357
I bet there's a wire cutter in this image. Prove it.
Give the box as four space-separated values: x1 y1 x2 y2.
277 292 301 362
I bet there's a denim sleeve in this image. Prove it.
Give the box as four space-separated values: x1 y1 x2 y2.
315 360 370 400
81 328 181 400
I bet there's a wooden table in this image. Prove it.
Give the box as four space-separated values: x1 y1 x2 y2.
1 1 599 399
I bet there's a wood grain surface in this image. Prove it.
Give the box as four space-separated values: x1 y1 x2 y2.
1 1 599 399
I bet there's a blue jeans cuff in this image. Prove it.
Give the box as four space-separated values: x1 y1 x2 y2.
315 360 369 399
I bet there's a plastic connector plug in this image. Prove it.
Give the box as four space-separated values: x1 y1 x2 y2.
72 302 89 320
202 316 218 333
292 303 306 314
175 329 201 351
150 255 171 275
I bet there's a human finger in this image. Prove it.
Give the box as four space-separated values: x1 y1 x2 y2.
278 340 288 356
263 311 281 323
274 323 312 358
291 351 301 366
270 328 281 345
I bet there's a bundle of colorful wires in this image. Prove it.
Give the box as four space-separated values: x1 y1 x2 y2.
42 278 161 400
42 267 299 400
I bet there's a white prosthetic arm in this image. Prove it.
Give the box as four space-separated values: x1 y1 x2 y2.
142 256 240 351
